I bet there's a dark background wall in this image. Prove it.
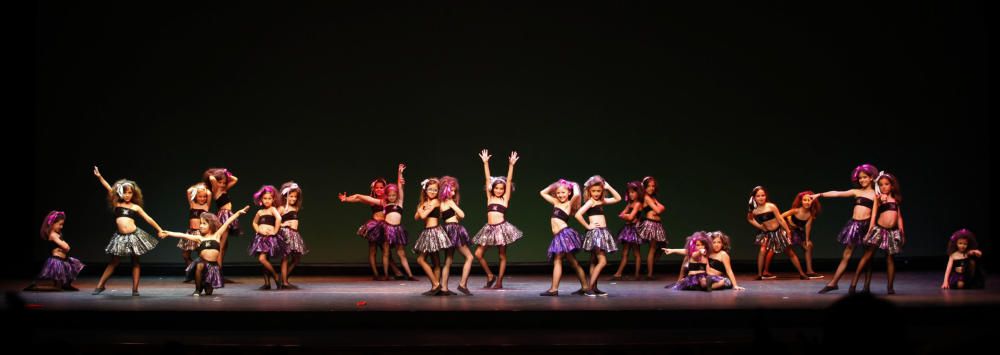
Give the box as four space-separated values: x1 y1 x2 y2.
24 2 988 271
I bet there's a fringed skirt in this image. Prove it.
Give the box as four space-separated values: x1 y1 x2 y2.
357 219 385 243
248 233 285 257
547 227 582 260
754 229 790 253
177 229 201 251
637 219 667 243
837 219 870 247
472 221 524 246
185 258 223 289
616 223 641 245
863 225 903 255
413 226 452 253
384 224 409 246
444 223 471 247
36 256 85 285
582 227 618 253
280 227 309 255
217 209 241 236
105 228 159 256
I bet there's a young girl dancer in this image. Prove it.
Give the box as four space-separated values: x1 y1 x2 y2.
179 183 212 268
942 229 984 289
662 232 720 292
472 149 523 289
92 166 165 296
24 211 84 291
249 185 286 290
439 176 475 295
813 164 879 294
780 191 823 278
747 186 808 280
414 178 453 295
338 167 405 280
279 182 307 289
381 166 417 281
162 207 249 295
575 176 622 296
637 176 666 280
850 172 905 294
538 179 589 296
611 181 644 281
203 168 239 266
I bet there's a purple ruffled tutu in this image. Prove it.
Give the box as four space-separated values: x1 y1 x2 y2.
36 256 85 286
547 227 582 260
444 223 471 247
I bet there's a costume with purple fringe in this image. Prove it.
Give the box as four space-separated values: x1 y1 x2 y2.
547 227 582 260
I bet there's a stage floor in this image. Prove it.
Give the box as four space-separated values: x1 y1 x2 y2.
6 272 998 311
5 272 998 352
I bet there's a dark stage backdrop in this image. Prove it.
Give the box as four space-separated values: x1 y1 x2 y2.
29 2 987 268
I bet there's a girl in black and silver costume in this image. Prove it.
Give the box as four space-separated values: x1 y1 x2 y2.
92 166 166 296
438 176 475 295
162 207 248 296
178 183 212 269
278 181 306 289
747 186 808 280
574 176 622 297
414 177 453 295
850 171 906 294
636 176 667 280
472 149 523 289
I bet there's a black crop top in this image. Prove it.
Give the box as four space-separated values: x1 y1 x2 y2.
114 207 136 219
688 262 707 272
552 208 570 222
371 204 384 215
258 215 276 226
584 205 605 217
877 202 898 216
441 208 456 220
487 204 507 214
754 212 776 223
197 240 220 252
384 204 403 214
788 215 808 229
855 196 874 208
709 258 725 271
215 193 231 209
424 206 440 218
189 208 208 220
281 211 298 221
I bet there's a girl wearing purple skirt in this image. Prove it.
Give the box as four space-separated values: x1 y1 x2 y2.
179 183 212 268
850 171 906 294
439 176 474 295
92 166 166 296
203 168 239 266
472 149 523 289
414 178 453 295
779 191 823 278
575 176 622 297
381 166 417 281
747 186 808 280
278 181 306 289
637 176 667 280
162 207 249 296
812 164 878 294
538 179 588 296
662 232 723 291
942 229 984 289
611 181 644 281
339 168 405 281
249 185 286 290
24 211 84 291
